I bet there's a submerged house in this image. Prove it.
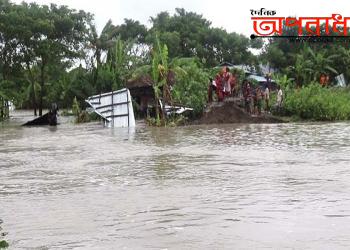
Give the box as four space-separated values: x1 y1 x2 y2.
126 72 191 117
126 75 154 116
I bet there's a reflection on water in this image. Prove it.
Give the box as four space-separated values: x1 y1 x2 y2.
1 111 350 249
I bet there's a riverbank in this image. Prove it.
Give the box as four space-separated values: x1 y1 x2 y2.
196 100 284 125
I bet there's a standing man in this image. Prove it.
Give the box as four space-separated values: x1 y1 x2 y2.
208 78 217 103
264 84 270 112
277 86 283 110
245 82 252 114
256 87 263 115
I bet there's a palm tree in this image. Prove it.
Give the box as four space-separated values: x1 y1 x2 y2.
23 61 40 116
88 20 118 89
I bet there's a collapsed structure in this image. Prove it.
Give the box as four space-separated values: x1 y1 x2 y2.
86 88 135 128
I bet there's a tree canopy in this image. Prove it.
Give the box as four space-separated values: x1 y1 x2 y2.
1 0 348 120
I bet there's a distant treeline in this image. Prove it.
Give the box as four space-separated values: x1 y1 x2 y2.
0 0 349 118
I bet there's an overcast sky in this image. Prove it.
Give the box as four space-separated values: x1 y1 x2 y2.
12 0 350 37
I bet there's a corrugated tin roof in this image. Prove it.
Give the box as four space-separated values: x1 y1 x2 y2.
247 74 275 82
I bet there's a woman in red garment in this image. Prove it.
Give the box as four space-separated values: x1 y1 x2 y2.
215 73 224 102
230 71 237 97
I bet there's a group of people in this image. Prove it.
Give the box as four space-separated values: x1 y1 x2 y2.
208 67 238 103
242 80 265 115
208 67 284 116
242 80 283 115
241 80 282 115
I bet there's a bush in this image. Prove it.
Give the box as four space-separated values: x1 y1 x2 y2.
146 114 187 127
71 96 100 123
0 240 9 248
171 59 209 117
280 84 350 121
0 219 9 249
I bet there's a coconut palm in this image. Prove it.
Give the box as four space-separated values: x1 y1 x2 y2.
88 20 118 88
89 20 118 66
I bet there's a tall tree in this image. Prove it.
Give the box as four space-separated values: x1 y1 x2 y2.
0 1 92 115
115 19 147 43
33 3 92 115
148 8 252 67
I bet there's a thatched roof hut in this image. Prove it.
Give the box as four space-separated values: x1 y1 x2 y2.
126 75 154 89
126 75 155 116
126 71 177 116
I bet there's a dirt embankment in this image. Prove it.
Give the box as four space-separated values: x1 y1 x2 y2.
198 101 284 124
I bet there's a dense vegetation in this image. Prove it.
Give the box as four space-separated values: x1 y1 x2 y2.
0 1 259 119
280 84 350 121
261 23 350 87
262 23 350 121
1 0 350 122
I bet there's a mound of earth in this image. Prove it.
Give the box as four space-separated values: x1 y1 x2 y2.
198 101 284 124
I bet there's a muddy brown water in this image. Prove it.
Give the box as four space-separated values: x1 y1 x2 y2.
1 110 350 249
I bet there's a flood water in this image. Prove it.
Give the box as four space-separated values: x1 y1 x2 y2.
1 111 350 249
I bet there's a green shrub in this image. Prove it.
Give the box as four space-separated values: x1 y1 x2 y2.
72 96 81 117
280 84 350 121
171 59 209 117
0 219 9 249
0 240 9 249
71 96 100 123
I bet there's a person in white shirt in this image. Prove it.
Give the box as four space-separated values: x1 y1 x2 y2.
277 86 283 108
264 85 270 112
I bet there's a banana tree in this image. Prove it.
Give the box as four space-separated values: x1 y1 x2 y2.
273 74 293 89
287 55 313 87
132 36 186 125
333 47 350 82
307 47 338 81
89 20 118 88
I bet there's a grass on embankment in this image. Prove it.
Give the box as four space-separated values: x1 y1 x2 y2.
275 84 350 121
